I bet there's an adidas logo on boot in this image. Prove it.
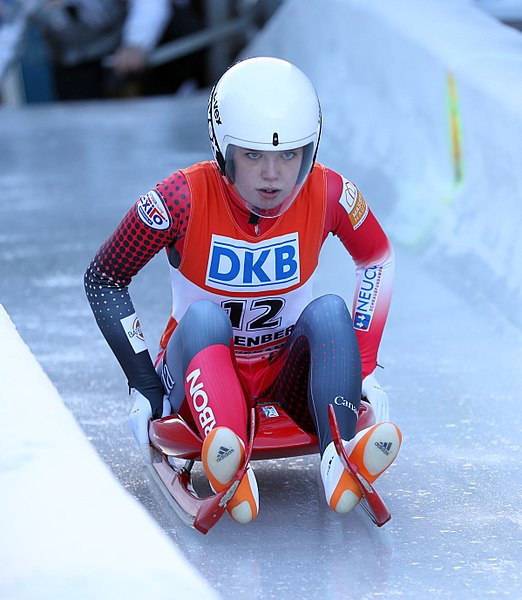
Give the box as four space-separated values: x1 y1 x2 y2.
321 422 402 513
201 426 259 524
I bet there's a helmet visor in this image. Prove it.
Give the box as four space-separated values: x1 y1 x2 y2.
224 143 315 218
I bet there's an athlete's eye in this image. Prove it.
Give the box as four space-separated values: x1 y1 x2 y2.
281 151 297 160
245 151 261 160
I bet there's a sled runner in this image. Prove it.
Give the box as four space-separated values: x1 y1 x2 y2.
147 400 391 533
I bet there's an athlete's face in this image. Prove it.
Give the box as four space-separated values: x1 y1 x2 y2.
232 146 303 213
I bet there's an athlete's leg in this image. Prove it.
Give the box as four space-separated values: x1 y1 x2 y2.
264 294 361 453
263 295 401 514
158 300 258 523
158 299 248 442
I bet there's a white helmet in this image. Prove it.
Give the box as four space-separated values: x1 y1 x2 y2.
208 56 322 218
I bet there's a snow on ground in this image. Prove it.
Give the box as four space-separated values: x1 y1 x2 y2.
1 0 522 598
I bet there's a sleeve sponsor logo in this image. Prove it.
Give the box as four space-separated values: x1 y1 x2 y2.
353 266 382 331
339 179 368 230
205 233 300 292
136 189 171 230
120 313 147 353
354 312 371 331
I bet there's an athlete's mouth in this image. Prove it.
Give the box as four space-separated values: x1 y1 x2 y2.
257 188 281 200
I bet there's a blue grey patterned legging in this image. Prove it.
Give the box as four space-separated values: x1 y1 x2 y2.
159 294 361 454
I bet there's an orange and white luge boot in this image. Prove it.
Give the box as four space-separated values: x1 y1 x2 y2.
201 426 259 524
321 422 402 513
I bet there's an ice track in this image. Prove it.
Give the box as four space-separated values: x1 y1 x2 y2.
1 92 521 599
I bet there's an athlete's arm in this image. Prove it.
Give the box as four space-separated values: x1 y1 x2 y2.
324 169 394 378
84 171 191 417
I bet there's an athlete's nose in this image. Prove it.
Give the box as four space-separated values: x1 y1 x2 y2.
261 155 280 181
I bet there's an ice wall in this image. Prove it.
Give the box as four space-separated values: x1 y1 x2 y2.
0 305 219 600
245 0 522 323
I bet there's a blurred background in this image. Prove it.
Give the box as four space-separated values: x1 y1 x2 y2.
0 0 285 104
2 0 521 106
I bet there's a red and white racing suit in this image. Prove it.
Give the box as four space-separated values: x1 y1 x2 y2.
85 160 394 447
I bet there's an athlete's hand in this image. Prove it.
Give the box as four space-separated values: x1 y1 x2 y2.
362 372 390 423
128 389 170 463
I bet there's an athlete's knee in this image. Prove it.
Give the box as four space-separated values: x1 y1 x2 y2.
182 300 232 343
304 294 351 325
316 294 349 313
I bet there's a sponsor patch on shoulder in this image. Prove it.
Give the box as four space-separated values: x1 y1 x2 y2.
339 179 368 230
136 189 171 230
